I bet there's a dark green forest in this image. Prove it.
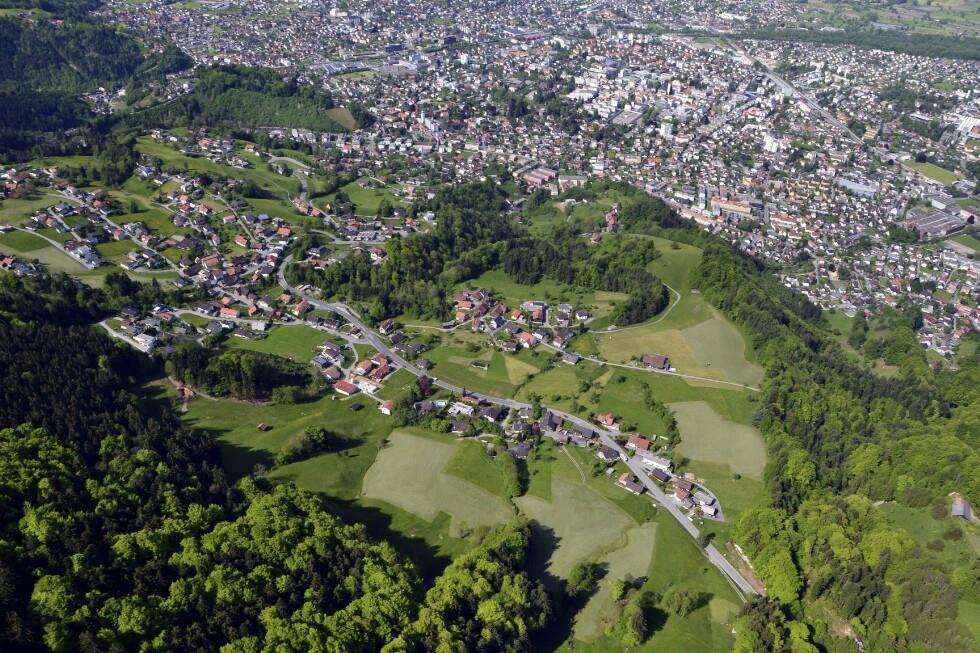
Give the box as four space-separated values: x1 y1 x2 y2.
0 274 552 651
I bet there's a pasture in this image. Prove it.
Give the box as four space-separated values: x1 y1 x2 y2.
362 429 514 532
181 390 392 482
670 401 767 480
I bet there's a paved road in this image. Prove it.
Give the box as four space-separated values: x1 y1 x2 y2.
276 256 758 597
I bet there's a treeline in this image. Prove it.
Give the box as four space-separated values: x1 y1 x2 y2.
730 28 980 61
689 242 979 652
0 273 552 651
124 66 349 133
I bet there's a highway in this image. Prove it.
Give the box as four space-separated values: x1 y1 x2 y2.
276 255 759 598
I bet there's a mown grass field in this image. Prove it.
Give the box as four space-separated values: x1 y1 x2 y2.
671 401 767 480
516 478 635 581
227 325 329 361
361 428 514 532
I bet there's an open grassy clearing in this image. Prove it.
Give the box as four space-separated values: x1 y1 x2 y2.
374 368 417 401
362 428 514 532
181 389 393 480
671 401 767 480
227 324 329 361
573 522 658 641
961 599 980 642
325 107 357 130
96 240 141 260
904 161 959 185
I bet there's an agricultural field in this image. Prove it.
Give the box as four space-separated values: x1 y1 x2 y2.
361 428 514 533
671 400 767 480
227 324 331 361
904 161 960 186
594 296 763 387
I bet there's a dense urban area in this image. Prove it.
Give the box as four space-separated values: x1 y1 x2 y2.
0 1 978 652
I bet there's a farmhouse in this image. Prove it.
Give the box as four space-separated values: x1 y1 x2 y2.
641 354 670 370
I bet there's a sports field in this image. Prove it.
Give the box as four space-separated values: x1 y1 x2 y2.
362 429 514 532
670 401 767 480
905 161 959 185
227 324 330 361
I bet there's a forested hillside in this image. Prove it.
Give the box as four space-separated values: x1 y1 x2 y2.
691 243 980 652
123 66 349 133
0 274 551 651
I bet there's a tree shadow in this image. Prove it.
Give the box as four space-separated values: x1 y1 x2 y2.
524 520 581 651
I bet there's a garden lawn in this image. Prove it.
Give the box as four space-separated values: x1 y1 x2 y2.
227 324 329 361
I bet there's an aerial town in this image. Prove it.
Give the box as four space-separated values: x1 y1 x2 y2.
1 1 978 652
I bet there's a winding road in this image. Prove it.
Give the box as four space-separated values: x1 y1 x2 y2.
275 255 759 598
